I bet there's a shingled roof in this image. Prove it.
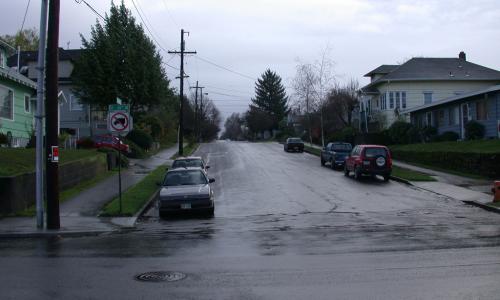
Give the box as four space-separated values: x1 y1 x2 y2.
7 48 83 68
360 54 500 94
364 65 399 77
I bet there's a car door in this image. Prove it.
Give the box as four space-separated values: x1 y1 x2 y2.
347 146 357 170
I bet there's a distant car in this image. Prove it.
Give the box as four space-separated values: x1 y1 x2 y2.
158 167 215 217
284 137 304 152
320 142 352 169
344 145 392 182
77 134 130 153
171 156 210 173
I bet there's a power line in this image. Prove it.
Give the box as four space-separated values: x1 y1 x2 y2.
195 56 256 81
160 0 180 29
130 0 170 54
204 84 252 95
20 0 31 32
206 90 252 98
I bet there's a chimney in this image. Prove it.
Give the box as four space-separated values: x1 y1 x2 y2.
459 51 466 61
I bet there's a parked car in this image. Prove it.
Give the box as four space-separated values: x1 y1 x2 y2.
320 142 352 169
158 167 215 217
171 156 210 173
77 134 130 153
344 145 392 181
284 137 304 152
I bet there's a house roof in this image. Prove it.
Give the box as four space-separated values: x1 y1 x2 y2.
0 66 37 89
7 48 83 67
360 55 500 94
364 65 399 77
403 84 500 114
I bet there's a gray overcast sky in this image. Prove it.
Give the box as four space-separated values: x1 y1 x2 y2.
2 0 500 119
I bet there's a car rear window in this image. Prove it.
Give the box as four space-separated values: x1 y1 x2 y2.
172 159 204 168
364 147 387 158
332 144 351 151
163 170 208 186
288 138 302 143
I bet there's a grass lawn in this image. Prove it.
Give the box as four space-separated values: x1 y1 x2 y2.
391 166 436 182
0 148 100 177
2 170 117 217
390 139 500 153
304 145 321 156
101 164 166 217
488 202 500 208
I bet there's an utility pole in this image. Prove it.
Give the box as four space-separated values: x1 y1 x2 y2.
199 91 207 142
45 0 60 229
190 81 204 143
168 29 196 156
35 0 48 229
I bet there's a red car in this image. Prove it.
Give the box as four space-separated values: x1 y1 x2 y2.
344 145 392 182
77 135 130 153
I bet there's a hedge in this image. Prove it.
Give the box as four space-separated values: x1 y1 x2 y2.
391 149 500 178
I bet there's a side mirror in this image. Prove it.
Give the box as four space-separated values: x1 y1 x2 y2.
156 181 163 186
209 178 215 183
205 165 210 169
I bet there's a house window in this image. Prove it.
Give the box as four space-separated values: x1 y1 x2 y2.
0 50 5 68
24 95 31 113
395 92 400 108
426 112 432 126
476 100 488 120
423 92 433 104
70 94 83 111
448 106 459 125
401 92 407 109
438 110 445 126
380 93 387 110
389 92 394 109
0 85 14 120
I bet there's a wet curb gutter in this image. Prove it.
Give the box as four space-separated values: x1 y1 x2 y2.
389 175 412 185
462 200 500 214
0 229 111 239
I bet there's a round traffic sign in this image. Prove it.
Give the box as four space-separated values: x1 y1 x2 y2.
110 112 129 132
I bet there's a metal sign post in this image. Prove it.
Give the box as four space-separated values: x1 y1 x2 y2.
108 104 132 214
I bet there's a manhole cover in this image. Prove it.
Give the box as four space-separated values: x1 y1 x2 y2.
135 271 186 282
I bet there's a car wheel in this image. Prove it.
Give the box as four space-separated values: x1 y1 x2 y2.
344 165 349 177
354 166 362 180
159 211 167 219
383 175 390 182
330 160 335 170
321 157 325 166
206 207 215 217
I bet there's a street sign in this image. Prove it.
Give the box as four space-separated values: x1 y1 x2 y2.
108 104 132 136
51 146 59 163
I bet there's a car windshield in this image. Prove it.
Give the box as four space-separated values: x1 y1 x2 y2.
163 170 208 186
288 138 302 143
172 159 204 169
332 144 352 151
364 148 387 158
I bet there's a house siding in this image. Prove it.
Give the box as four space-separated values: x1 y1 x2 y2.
410 91 500 139
0 78 35 145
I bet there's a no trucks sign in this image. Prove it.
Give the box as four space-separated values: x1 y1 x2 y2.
108 104 133 136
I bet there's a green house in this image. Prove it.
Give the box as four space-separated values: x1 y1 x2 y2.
0 39 36 147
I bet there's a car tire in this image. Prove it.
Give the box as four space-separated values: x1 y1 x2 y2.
206 207 215 217
354 166 362 180
344 165 349 177
330 160 335 170
321 157 325 166
383 175 390 182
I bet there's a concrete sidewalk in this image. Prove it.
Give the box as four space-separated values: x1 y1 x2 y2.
0 145 178 238
393 160 495 206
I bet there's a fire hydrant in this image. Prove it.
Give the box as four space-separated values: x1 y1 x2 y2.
492 181 500 202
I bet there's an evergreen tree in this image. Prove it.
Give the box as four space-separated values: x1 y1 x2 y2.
72 2 171 117
251 69 289 130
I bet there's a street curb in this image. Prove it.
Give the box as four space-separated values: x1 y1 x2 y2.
389 175 412 185
0 229 111 239
134 189 160 219
462 200 500 214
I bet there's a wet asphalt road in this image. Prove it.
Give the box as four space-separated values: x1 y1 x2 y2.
2 141 500 299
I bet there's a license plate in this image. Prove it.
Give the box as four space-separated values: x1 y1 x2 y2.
181 203 191 209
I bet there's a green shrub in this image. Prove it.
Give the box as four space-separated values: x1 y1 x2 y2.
124 139 146 158
0 132 7 145
97 147 129 167
465 121 485 140
388 121 413 144
77 137 95 149
438 131 460 142
126 129 153 150
25 133 36 148
420 126 438 142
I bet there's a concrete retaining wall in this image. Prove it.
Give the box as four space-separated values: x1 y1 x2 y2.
0 153 107 214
